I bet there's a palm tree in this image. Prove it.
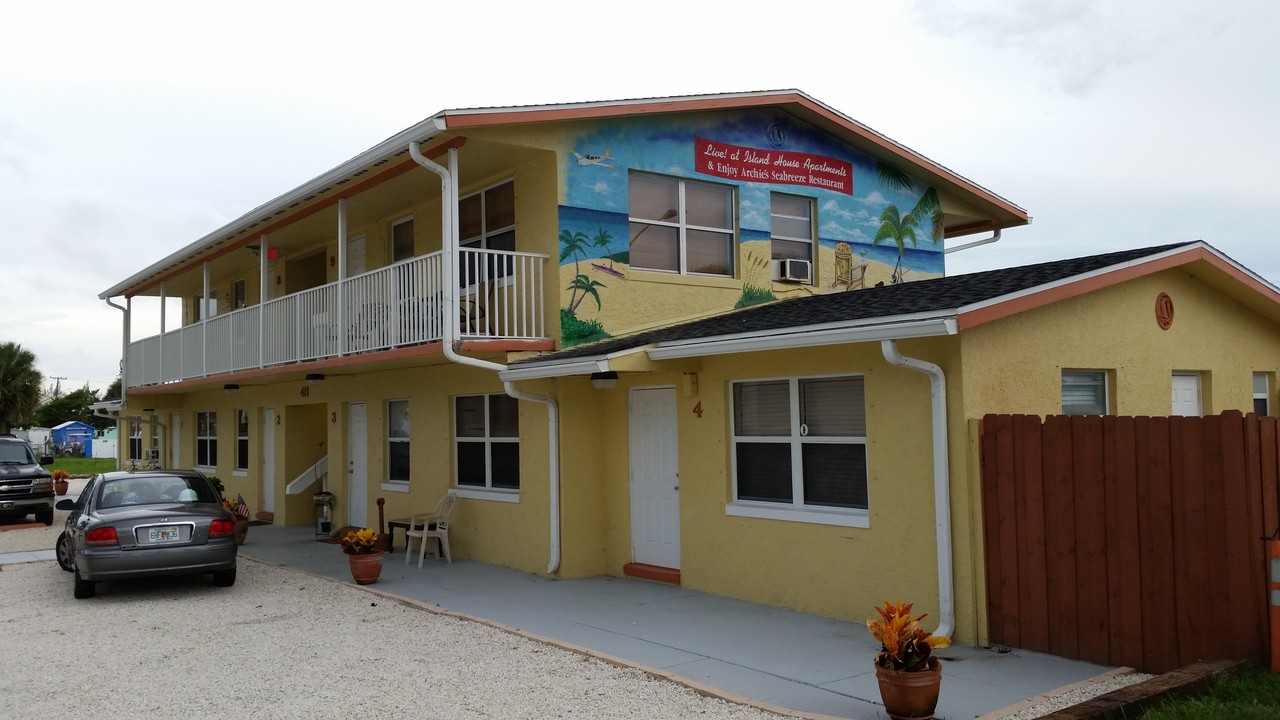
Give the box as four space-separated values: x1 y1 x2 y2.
876 161 944 244
559 229 590 309
566 275 607 314
0 342 42 431
592 228 614 268
872 205 919 284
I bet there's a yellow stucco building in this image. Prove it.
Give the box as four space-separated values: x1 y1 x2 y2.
98 92 1280 646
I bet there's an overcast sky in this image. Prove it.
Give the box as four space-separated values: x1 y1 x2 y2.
2 0 1276 396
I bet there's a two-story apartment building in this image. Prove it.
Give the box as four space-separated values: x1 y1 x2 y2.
100 91 1280 645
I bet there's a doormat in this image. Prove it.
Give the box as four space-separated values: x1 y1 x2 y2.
317 536 342 545
247 520 271 527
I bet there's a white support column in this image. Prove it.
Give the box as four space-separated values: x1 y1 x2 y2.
201 262 210 377
259 234 268 368
159 282 166 381
337 199 347 356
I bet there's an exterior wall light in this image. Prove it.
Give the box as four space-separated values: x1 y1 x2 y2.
590 371 618 390
305 373 325 386
223 384 239 394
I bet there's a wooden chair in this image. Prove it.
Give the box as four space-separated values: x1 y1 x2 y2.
404 493 456 568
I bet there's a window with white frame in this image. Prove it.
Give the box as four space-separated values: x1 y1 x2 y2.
194 291 217 321
770 192 814 266
1255 372 1273 416
1062 370 1109 416
455 394 520 490
235 409 249 472
391 217 414 263
628 172 735 277
387 399 410 483
459 180 515 286
196 411 217 468
731 376 868 511
128 418 142 461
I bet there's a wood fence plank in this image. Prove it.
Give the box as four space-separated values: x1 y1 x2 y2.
1072 415 1111 665
994 414 1021 646
1170 416 1210 668
1199 414 1232 662
1219 412 1265 665
1136 416 1179 673
1015 414 1050 653
1261 418 1280 539
979 414 1005 644
1104 416 1144 668
1043 415 1079 659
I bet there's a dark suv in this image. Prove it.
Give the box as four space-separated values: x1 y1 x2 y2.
0 434 55 525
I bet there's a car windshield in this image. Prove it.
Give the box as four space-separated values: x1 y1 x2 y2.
98 476 219 508
0 442 36 464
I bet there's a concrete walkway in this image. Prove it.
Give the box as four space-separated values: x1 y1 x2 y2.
2 520 1118 719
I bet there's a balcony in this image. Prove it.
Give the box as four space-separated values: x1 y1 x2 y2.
125 247 548 388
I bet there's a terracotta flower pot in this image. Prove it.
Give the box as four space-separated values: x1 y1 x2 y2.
54 480 69 496
347 550 385 585
874 660 942 720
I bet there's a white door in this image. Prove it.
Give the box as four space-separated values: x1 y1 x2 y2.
347 403 368 527
169 413 181 468
629 387 680 569
348 235 366 276
1172 373 1202 416
262 407 275 513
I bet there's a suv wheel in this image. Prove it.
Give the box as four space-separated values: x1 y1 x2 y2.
36 508 54 526
56 532 74 572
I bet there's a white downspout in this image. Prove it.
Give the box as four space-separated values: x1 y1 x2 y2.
881 339 954 639
943 228 1001 255
410 140 564 574
105 297 129 409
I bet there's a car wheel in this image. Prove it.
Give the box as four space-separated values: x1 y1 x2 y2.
55 532 74 572
212 567 237 587
36 508 54 526
73 568 96 599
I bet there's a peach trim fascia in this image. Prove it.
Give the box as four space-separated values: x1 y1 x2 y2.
445 92 1028 223
124 337 552 395
130 137 467 298
957 246 1280 330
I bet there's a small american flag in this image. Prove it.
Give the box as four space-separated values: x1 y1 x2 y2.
235 493 252 520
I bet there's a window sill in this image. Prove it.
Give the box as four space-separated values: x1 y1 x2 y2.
380 482 410 494
625 268 740 289
451 487 520 503
194 465 215 474
232 470 247 478
725 502 869 528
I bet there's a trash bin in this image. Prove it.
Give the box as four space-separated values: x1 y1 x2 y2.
313 491 336 536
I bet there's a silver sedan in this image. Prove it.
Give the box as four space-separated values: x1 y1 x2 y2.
55 470 238 598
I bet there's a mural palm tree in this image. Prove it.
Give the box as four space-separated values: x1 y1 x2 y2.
0 342 42 430
872 205 919 284
877 161 944 244
592 228 614 268
559 229 590 310
566 275 606 314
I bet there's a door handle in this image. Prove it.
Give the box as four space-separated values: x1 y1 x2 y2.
673 485 679 491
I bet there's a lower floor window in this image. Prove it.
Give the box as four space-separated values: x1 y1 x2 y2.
388 399 410 483
196 411 217 467
455 394 520 490
731 376 868 510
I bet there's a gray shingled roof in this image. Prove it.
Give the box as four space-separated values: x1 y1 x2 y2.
511 242 1196 367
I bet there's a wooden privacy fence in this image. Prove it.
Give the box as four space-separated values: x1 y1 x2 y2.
980 411 1280 673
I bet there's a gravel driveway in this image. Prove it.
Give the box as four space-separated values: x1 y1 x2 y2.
0 557 788 719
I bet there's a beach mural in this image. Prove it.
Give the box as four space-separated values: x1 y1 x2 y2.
557 109 943 346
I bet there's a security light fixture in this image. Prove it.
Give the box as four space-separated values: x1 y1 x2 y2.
590 371 618 390
305 373 325 386
223 384 239 394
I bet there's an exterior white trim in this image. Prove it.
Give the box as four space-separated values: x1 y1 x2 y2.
648 316 956 360
451 487 519 503
725 502 870 528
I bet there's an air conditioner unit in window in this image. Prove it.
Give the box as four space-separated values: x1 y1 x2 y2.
778 258 812 283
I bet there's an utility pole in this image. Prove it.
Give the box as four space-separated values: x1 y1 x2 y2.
50 376 67 399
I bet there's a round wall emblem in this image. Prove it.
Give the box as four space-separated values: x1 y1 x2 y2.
1155 292 1174 330
766 123 786 149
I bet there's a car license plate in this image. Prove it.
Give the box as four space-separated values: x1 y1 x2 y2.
149 526 181 543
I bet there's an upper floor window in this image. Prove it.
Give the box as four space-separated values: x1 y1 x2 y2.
770 193 815 265
459 180 515 285
731 376 868 513
1255 372 1273 416
455 394 520 491
1062 370 1108 416
391 217 415 263
196 411 217 468
629 172 735 277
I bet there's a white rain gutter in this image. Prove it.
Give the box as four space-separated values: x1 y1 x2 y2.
410 140 564 575
648 316 956 360
944 228 1001 255
105 297 129 410
880 339 954 639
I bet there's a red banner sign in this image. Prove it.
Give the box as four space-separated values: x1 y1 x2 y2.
695 137 853 195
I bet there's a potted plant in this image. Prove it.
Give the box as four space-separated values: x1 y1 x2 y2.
339 527 384 585
867 601 951 720
221 498 251 545
51 469 70 496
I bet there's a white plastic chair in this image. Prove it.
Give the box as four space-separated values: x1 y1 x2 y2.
404 493 456 568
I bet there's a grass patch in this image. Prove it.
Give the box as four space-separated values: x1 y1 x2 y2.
47 457 118 477
1139 665 1280 719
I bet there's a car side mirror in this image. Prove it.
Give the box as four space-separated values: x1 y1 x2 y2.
55 499 76 511
40 456 54 466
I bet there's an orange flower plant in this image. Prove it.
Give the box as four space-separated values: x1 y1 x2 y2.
867 601 951 672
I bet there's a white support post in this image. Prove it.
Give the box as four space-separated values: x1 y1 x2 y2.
259 234 268 368
338 199 347 356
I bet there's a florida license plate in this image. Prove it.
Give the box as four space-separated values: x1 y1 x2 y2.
149 526 181 542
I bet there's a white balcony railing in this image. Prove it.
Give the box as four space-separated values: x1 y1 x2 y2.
124 248 548 388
